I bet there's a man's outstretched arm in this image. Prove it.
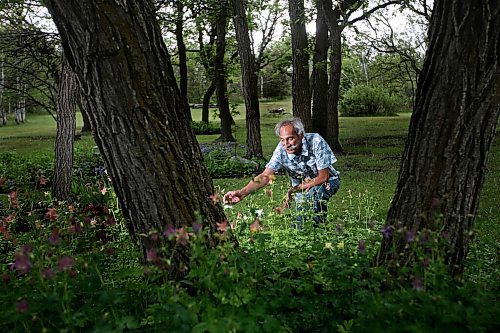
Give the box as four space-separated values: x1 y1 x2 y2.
223 168 276 204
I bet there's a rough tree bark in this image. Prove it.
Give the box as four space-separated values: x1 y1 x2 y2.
52 56 78 201
288 0 312 131
45 0 227 277
376 0 500 276
231 0 263 158
311 0 329 139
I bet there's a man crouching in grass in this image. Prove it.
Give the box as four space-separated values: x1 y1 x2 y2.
224 118 340 228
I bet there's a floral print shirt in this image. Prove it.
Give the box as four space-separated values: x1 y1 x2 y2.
266 133 340 186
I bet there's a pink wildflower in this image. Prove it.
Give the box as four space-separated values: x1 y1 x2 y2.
12 253 32 275
45 208 59 221
217 220 228 233
209 193 222 204
48 228 61 246
57 256 75 271
146 248 158 262
249 218 262 233
42 268 55 279
163 224 176 238
106 216 116 226
8 191 18 208
68 222 82 234
39 176 48 185
412 277 424 291
0 225 10 239
176 227 190 245
3 214 15 224
274 206 284 214
16 299 28 313
192 223 203 235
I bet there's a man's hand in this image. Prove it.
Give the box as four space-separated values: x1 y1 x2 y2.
223 190 244 205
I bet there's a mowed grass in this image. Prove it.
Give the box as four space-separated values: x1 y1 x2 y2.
1 103 498 249
0 112 95 155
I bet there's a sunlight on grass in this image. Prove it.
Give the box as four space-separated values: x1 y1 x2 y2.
0 112 87 155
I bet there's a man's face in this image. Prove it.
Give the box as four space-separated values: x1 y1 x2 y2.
279 124 303 155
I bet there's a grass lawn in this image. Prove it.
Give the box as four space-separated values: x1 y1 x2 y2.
1 104 497 230
1 104 497 252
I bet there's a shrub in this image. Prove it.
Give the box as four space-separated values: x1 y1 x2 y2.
200 143 265 178
191 121 221 135
341 85 400 117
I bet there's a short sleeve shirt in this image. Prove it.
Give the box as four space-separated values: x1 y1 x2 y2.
265 133 340 186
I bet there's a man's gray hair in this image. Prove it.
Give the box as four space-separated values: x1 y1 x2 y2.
274 118 305 136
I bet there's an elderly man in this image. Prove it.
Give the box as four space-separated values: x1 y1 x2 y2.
224 118 340 227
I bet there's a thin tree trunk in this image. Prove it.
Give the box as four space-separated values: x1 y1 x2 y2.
377 0 500 276
197 23 216 124
202 80 216 123
231 0 263 158
52 56 78 201
312 0 329 139
79 92 92 133
321 0 343 154
0 61 5 126
175 0 188 103
288 0 312 131
326 24 343 154
214 0 235 142
45 0 228 277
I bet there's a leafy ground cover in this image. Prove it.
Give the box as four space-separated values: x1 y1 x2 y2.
0 105 498 332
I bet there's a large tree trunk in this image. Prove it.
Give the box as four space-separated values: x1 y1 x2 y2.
288 0 312 131
45 0 227 277
311 0 329 139
231 0 263 158
321 0 343 154
377 0 500 276
52 56 78 201
214 0 235 142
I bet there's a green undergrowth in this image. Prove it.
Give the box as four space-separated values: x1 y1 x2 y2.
0 171 498 332
0 110 498 332
0 146 498 331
